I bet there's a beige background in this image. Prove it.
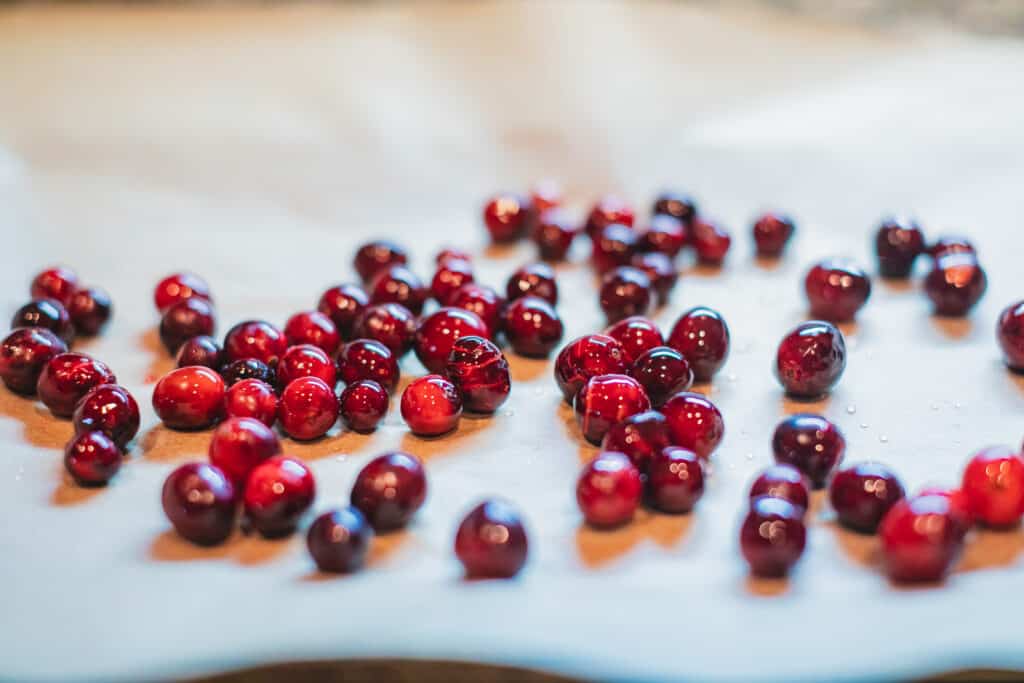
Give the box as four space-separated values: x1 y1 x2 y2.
1 2 1024 681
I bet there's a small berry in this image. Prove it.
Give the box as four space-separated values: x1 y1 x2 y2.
502 296 564 358
740 497 806 577
961 446 1024 528
752 212 795 257
804 260 872 322
576 451 643 527
647 446 704 513
667 306 730 383
307 508 374 573
830 462 905 533
660 391 724 459
749 465 810 513
64 431 121 486
445 336 511 414
223 378 278 427
162 463 236 545
573 374 651 445
401 374 463 437
925 253 987 317
455 499 529 578
350 452 427 531
353 240 408 283
153 272 211 313
338 379 389 433
772 414 845 488
243 455 316 538
278 376 339 441
774 321 846 398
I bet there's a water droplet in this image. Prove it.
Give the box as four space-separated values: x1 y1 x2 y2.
929 402 939 411
859 422 869 430
879 435 889 443
745 452 754 461
727 373 737 383
503 409 515 417
954 401 963 409
846 405 857 415
727 462 736 471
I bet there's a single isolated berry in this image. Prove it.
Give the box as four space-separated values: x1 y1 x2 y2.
337 339 400 394
222 319 288 367
628 346 694 408
278 376 339 441
875 217 926 278
599 266 652 324
483 194 533 243
879 494 965 583
961 446 1024 528
660 391 725 460
31 266 79 308
350 452 427 531
0 327 68 395
64 430 122 487
647 446 704 514
740 496 807 577
829 462 905 533
153 272 211 313
774 321 846 398
223 378 279 427
553 334 629 404
924 253 987 317
11 299 74 344
601 410 672 472
752 212 795 257
445 336 511 414
352 303 417 357
997 301 1024 371
576 451 643 528
772 414 846 488
162 462 236 546
243 455 316 538
667 306 730 383
208 416 282 488
430 258 475 306
307 507 374 573
690 218 731 265
749 465 811 514
72 383 140 448
804 259 872 322
502 296 564 358
338 379 389 433
454 499 529 579
573 374 651 445
401 374 463 437
36 352 116 418
152 366 226 430
353 240 408 283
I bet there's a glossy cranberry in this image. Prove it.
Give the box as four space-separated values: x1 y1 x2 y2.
173 335 222 370
317 283 369 340
401 374 463 436
961 446 1024 527
369 265 429 316
243 455 316 538
37 352 116 418
276 344 337 390
284 311 340 355
337 339 400 393
0 327 68 395
691 219 732 265
448 284 505 337
445 336 511 414
160 297 216 354
455 499 529 578
628 346 693 408
600 410 670 472
339 379 389 432
771 414 845 488
208 416 281 488
530 179 562 213
741 497 806 577
307 507 373 573
12 299 74 343
879 495 965 583
591 223 638 274
153 272 211 313
415 307 490 374
223 320 287 367
647 446 704 513
162 462 236 545
576 451 643 527
774 321 846 398
152 366 226 430
652 191 697 226
64 431 121 486
435 247 472 266
667 306 730 382
220 358 275 388
531 208 576 261
929 236 976 260
502 296 564 358
279 376 338 440
353 240 408 283
431 259 475 306
752 212 796 257
585 195 635 240
506 262 558 305
804 260 872 322
72 383 140 448
31 267 79 307
483 194 532 243
573 374 651 445
638 214 686 257
604 317 663 364
350 452 427 530
68 286 112 336
925 253 988 317
998 301 1024 371
830 462 905 533
351 303 416 357
660 391 724 460
224 378 279 427
750 465 810 513
553 334 629 403
875 217 926 278
917 486 974 533
599 267 651 324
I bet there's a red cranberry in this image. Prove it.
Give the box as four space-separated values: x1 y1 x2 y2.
220 358 275 388
279 376 338 440
276 344 337 390
502 296 564 358
628 346 693 408
445 336 511 414
530 179 562 213
875 217 926 278
483 194 532 243
223 320 287 367
506 262 558 305
880 495 965 583
998 301 1024 371
243 455 316 538
414 307 490 374
929 236 976 260
175 335 223 370
531 209 576 261
740 497 806 577
917 486 974 533
152 366 226 430
350 452 427 530
630 252 678 305
369 265 429 316
224 378 279 427
317 283 369 340
553 334 629 403
72 383 140 448
339 379 389 432
667 306 730 382
774 320 846 398
64 430 121 486
160 297 216 354
830 462 905 533
162 462 236 545
752 212 796 257
652 191 697 226
750 465 810 513
352 303 416 357
599 267 651 324
605 317 663 364
307 507 373 573
925 253 988 317
431 259 475 306
638 214 686 257
691 219 732 265
284 311 340 355
353 240 408 283
0 327 68 394
12 299 74 343
208 416 282 488
153 272 211 313
401 374 463 437
31 267 79 307
37 352 116 418
436 247 472 266
591 223 638 274
573 374 651 445
337 339 400 393
576 451 643 527
68 286 112 336
772 414 845 488
647 446 704 513
660 391 724 460
961 446 1024 527
804 260 872 322
585 195 635 240
448 284 505 337
600 410 670 472
455 499 529 578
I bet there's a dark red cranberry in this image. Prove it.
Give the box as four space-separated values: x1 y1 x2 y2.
961 446 1024 527
599 267 651 324
353 302 418 358
224 378 278 427
667 306 730 382
652 191 697 226
591 223 638 274
353 240 408 283
435 247 472 266
317 283 369 340
875 217 926 278
749 465 810 513
276 344 337 390
337 339 400 393
585 195 635 240
152 366 226 430
576 451 643 527
448 284 505 337
804 260 872 322
160 297 216 354
830 462 905 533
350 452 427 530
647 446 704 513
401 374 462 437
339 379 389 432
64 431 121 486
68 286 112 336
223 320 287 367
483 194 532 243
153 272 211 313
917 486 974 533
502 296 564 358
455 499 529 578
243 455 316 538
628 346 693 408
880 495 965 583
605 316 663 364
307 507 373 573
279 376 338 441
600 410 670 472
284 310 340 355
531 208 576 261
369 265 429 316
175 335 223 370
37 352 116 418
740 497 806 577
774 321 846 398
220 358 275 388
752 212 796 257
72 383 140 448
445 336 511 414
660 391 724 460
638 214 686 257
208 416 282 488
929 236 976 260
31 267 79 307
414 307 490 374
430 259 475 306
691 219 731 265
162 462 236 545
506 262 558 305
925 253 988 317
12 299 74 343
0 327 68 394
530 179 562 213
630 252 678 305
553 334 629 403
998 301 1024 371
573 374 651 445
772 414 845 488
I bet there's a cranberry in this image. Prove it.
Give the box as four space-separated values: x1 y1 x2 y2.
223 320 287 367
830 462 905 533
12 299 74 343
749 465 810 513
880 495 965 583
599 267 651 324
351 303 416 357
630 252 678 305
576 451 643 527
153 272 211 313
208 416 282 488
502 296 564 358
638 214 686 257
774 321 846 398
573 374 651 445
152 366 226 430
445 336 511 414
605 317 663 364
369 265 429 316
483 194 532 243
925 253 988 317
224 378 279 427
804 260 872 322
436 247 472 266
72 383 140 448
337 339 400 393
585 195 635 240
64 431 121 486
531 209 576 261
998 301 1024 371
162 462 236 545
31 267 79 307
353 240 408 283
68 286 112 336
929 236 976 260
740 497 806 577
667 306 730 382
37 352 116 418
961 446 1024 527
875 217 926 278
530 179 562 213
0 327 68 395
279 376 338 440
652 191 697 226
307 507 373 573
772 414 845 488
752 212 796 257
448 284 505 337
350 452 427 530
591 223 638 274
276 344 337 390
284 311 340 355
317 283 369 340
553 334 629 403
628 346 693 408
455 499 529 578
506 262 558 305
243 455 316 538
220 358 275 388
159 297 216 354
339 379 389 432
660 391 724 460
401 374 463 437
414 307 490 374
917 486 974 533
691 219 732 265
175 335 223 370
430 259 475 306
600 410 670 472
647 446 704 513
